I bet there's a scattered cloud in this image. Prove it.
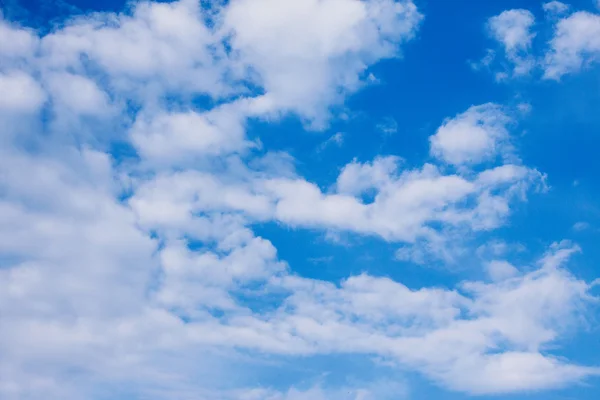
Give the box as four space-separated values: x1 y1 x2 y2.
376 117 398 135
429 103 514 166
487 9 537 77
222 0 423 127
477 5 600 82
517 102 532 114
470 48 496 72
573 221 590 231
317 132 345 152
543 1 570 18
544 11 600 79
0 1 598 399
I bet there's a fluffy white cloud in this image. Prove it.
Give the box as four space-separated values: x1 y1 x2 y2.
487 9 537 77
38 0 226 100
429 103 513 166
544 11 600 79
0 18 38 62
265 162 541 241
223 0 422 125
336 156 402 195
44 72 111 116
485 260 520 281
489 9 536 52
481 5 600 81
130 104 252 165
0 71 46 113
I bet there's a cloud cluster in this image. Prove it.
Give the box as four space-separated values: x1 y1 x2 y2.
0 1 598 399
479 4 600 81
475 1 600 80
543 1 570 17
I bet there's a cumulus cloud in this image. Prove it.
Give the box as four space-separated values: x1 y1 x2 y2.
38 0 226 99
485 260 520 281
486 9 537 77
544 10 600 79
479 5 600 82
223 0 422 126
0 71 46 113
489 9 536 53
429 103 514 166
129 103 252 166
0 18 38 62
45 72 112 116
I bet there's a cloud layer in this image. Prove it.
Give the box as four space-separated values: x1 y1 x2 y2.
0 1 599 399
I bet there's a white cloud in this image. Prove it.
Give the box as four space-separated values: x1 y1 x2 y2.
429 103 513 166
543 1 570 17
486 260 520 281
156 235 286 313
489 9 536 53
263 162 537 241
223 0 422 126
0 71 46 113
544 11 600 79
0 18 38 62
336 156 402 195
130 104 252 165
45 72 111 116
487 9 537 76
39 0 227 100
481 5 600 81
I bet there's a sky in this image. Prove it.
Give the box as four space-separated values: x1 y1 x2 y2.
2 0 600 399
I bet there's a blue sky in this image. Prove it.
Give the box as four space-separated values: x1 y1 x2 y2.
2 0 600 399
